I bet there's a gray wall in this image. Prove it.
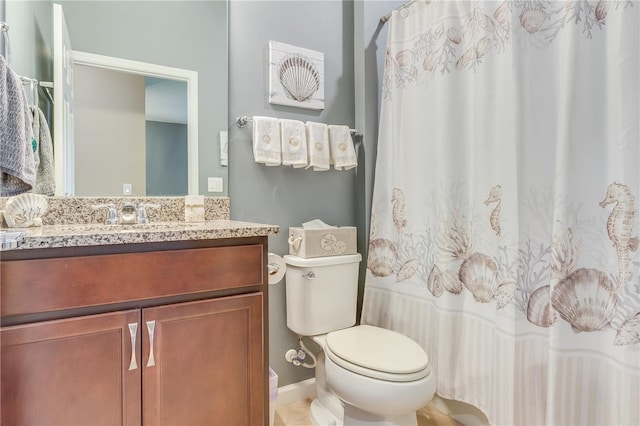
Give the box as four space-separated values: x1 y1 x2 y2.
228 0 356 387
228 0 402 388
56 0 228 196
2 0 53 115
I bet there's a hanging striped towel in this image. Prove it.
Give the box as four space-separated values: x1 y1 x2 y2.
0 55 35 195
328 125 357 170
252 116 281 166
305 121 330 171
280 119 308 168
30 106 55 195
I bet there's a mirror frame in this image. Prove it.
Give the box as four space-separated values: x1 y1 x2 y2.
57 50 199 195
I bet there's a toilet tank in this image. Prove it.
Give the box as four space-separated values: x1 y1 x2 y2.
283 254 361 336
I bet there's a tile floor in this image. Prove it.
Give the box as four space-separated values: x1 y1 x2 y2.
274 399 462 426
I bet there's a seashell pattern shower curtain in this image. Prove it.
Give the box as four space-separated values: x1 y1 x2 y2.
362 1 639 424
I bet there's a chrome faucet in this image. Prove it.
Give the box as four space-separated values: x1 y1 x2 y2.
136 203 160 224
92 204 118 225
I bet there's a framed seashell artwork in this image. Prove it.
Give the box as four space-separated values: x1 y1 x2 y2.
269 41 324 110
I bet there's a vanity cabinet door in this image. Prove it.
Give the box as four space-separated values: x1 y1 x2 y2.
142 293 264 426
1 310 142 426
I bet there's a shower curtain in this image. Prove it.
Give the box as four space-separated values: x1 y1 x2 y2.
361 1 639 424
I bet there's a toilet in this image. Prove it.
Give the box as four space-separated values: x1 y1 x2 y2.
284 253 435 426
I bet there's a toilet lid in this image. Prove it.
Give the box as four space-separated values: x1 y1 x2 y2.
326 325 430 382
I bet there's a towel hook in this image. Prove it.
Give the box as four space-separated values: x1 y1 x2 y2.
1 22 11 65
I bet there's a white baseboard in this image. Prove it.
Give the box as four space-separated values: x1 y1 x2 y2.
275 378 316 407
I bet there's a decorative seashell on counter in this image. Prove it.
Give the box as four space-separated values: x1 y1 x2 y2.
459 252 499 302
527 285 557 327
367 238 397 277
278 53 321 103
4 193 48 228
551 268 618 332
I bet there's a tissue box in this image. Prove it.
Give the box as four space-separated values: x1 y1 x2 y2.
288 227 357 258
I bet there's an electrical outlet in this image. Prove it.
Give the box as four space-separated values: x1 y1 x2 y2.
208 177 223 193
123 183 132 195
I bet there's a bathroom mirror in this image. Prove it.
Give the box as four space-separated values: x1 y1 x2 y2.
56 50 199 197
3 0 228 196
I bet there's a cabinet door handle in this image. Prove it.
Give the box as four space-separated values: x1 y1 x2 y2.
146 320 156 367
127 322 138 371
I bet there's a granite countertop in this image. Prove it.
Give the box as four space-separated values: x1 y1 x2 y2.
0 196 279 250
2 220 279 250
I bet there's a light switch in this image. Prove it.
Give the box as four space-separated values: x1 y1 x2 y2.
219 131 228 167
208 177 223 193
123 183 132 195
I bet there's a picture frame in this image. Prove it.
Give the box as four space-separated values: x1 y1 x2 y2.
268 41 325 110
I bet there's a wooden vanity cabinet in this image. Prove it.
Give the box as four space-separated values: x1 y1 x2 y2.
1 237 268 426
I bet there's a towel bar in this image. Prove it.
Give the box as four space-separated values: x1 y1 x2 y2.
235 116 359 135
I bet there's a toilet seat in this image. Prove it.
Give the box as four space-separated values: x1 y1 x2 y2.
325 325 430 382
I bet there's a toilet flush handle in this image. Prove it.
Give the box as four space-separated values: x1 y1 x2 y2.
302 271 315 279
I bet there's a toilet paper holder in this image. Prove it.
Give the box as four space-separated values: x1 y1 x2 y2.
267 253 287 285
268 263 280 276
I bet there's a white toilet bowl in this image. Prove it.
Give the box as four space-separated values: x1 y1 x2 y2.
314 325 435 426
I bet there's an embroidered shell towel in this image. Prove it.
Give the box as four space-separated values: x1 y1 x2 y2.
0 55 35 195
252 116 281 166
328 125 357 170
305 121 330 171
279 119 308 168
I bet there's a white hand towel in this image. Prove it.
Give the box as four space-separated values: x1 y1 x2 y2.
30 106 55 195
0 55 35 195
328 125 357 170
280 119 307 168
252 116 281 166
305 121 330 171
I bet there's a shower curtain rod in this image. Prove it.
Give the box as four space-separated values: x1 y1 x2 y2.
379 0 426 24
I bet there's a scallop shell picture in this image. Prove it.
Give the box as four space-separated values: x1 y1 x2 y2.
4 193 48 227
269 41 324 110
278 54 320 102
